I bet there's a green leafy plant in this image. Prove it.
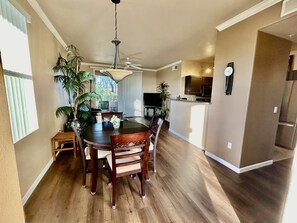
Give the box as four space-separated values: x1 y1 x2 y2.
157 81 170 119
53 45 100 129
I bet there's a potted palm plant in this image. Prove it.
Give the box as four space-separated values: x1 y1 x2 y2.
157 81 170 120
53 45 100 130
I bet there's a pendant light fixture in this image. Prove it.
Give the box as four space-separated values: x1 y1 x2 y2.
102 0 132 82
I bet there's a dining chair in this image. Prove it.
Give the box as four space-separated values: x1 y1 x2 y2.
148 114 159 131
106 132 150 209
148 117 164 173
72 120 110 187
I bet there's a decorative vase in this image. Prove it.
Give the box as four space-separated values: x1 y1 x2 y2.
110 115 121 129
113 122 120 129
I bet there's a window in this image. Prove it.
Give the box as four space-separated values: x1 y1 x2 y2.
0 0 38 143
93 71 143 116
94 74 118 110
95 74 118 101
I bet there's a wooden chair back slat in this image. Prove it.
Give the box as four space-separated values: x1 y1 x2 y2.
110 132 150 176
108 131 150 208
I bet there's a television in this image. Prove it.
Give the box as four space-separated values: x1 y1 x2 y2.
143 93 162 107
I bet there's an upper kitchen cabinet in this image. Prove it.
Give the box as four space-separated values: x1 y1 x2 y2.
185 76 202 95
185 76 213 96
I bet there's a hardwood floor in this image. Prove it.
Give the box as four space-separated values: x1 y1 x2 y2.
273 146 295 162
24 118 293 223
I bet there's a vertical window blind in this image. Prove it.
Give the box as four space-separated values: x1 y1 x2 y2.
0 0 38 143
118 71 143 117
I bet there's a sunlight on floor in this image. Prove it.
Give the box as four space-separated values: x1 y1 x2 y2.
196 155 241 223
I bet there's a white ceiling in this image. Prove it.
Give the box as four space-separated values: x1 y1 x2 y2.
36 0 263 69
261 14 297 43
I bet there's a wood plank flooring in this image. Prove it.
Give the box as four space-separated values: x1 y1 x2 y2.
24 118 294 223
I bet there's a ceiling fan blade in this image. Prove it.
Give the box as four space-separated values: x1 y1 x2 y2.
130 64 143 70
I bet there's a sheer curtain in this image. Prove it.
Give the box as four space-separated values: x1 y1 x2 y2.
0 0 38 143
118 71 143 117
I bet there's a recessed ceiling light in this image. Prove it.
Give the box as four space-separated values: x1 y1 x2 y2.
288 33 296 38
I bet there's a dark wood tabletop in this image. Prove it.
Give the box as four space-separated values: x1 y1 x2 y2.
83 120 149 147
82 120 149 195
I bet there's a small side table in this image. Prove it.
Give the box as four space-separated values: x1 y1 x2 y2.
51 132 77 161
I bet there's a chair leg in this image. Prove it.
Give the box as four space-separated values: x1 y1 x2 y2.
112 177 117 209
144 156 150 181
138 172 145 199
82 159 87 187
107 169 112 185
82 168 86 187
153 151 157 173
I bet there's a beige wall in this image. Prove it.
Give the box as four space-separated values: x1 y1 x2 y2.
156 65 182 121
12 0 65 198
0 56 25 222
206 3 289 168
156 65 181 99
241 32 291 167
142 70 157 93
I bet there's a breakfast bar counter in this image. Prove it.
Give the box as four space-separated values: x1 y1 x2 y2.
169 99 209 149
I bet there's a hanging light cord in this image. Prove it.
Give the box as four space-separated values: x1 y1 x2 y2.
114 3 118 40
112 2 121 69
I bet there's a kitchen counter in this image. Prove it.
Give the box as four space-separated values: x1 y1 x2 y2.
169 99 209 149
170 99 210 104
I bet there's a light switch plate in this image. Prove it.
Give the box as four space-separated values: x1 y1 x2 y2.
273 107 278 113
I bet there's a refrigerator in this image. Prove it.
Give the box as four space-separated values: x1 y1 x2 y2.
275 80 297 150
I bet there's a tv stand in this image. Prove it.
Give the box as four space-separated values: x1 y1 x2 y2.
144 106 161 118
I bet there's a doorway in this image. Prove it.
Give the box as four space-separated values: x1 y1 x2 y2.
260 15 297 162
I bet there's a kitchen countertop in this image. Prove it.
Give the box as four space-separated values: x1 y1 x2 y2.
170 99 211 104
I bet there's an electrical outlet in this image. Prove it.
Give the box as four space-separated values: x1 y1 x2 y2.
273 106 278 113
227 142 232 149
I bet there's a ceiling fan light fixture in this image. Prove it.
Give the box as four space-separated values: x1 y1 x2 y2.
105 68 132 82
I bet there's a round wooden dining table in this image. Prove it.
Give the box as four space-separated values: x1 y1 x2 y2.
82 120 149 194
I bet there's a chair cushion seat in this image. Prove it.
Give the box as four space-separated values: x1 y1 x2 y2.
149 141 154 151
107 150 141 174
85 147 111 160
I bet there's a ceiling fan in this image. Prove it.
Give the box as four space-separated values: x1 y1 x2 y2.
123 58 142 70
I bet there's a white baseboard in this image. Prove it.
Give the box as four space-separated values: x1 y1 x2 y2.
168 128 205 150
22 158 53 205
205 151 273 174
169 128 189 141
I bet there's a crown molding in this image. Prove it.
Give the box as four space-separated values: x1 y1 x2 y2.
281 0 297 17
156 60 182 71
27 0 67 47
216 0 282 31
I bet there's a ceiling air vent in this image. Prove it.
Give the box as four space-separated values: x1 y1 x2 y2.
172 65 178 71
281 0 297 17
